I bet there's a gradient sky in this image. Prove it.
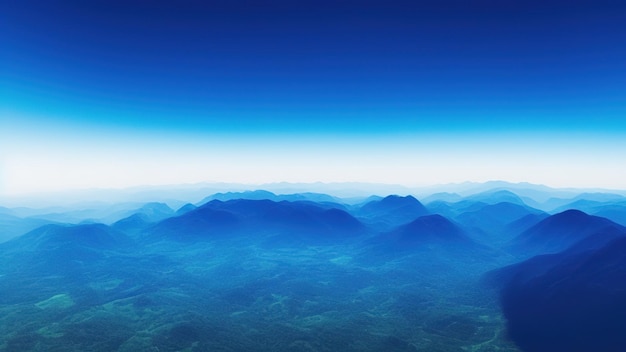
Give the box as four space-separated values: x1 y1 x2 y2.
2 0 626 196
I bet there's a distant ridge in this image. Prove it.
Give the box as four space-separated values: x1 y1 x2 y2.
465 190 527 206
197 190 342 206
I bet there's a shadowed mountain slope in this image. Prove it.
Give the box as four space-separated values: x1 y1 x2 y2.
490 237 626 352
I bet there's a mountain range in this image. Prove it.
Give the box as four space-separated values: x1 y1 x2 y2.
2 184 626 351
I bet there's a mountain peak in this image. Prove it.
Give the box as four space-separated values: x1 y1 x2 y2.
387 214 472 245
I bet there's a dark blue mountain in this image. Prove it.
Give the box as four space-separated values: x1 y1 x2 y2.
149 199 365 243
150 205 240 241
357 195 428 228
379 214 473 248
507 209 625 257
492 237 626 352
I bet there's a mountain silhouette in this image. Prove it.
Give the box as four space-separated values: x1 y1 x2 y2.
494 236 626 352
149 199 365 242
508 209 625 257
381 214 473 247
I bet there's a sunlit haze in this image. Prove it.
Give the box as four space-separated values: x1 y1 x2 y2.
2 1 626 197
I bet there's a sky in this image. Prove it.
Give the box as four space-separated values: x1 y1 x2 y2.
2 0 626 197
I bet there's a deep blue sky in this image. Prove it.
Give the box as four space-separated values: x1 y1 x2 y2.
2 0 626 194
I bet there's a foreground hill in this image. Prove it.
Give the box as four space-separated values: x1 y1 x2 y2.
490 237 626 352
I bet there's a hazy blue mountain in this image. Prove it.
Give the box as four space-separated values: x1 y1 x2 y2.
426 199 490 219
150 199 366 243
281 192 344 204
0 224 133 283
198 190 279 204
112 213 152 235
141 202 176 215
454 202 545 245
593 205 626 227
508 209 626 257
538 193 626 212
492 237 626 352
198 190 343 206
545 197 626 225
7 202 149 225
574 192 626 203
106 202 176 235
357 195 428 228
420 192 463 204
433 181 617 204
175 203 198 215
0 213 60 243
133 202 175 222
3 223 131 253
465 190 527 206
553 199 611 213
